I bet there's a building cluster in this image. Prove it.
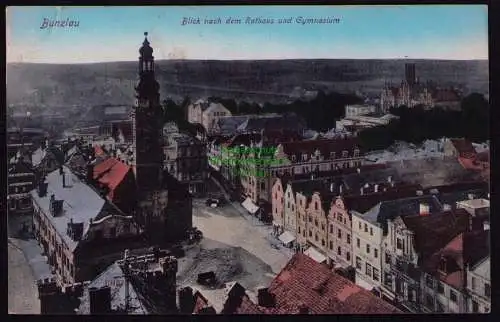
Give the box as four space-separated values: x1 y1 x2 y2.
380 63 462 111
335 104 399 134
270 162 490 313
38 249 404 315
7 34 194 289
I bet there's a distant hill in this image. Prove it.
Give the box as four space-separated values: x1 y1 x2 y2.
6 59 489 109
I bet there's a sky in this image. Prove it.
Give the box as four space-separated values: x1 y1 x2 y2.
6 5 489 63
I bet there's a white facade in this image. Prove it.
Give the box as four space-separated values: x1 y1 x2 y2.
345 104 377 118
466 257 490 313
352 212 384 290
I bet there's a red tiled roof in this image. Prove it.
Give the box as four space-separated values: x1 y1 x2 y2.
267 253 402 314
93 157 132 200
192 291 212 314
94 145 105 157
402 209 470 261
422 229 490 290
281 138 360 159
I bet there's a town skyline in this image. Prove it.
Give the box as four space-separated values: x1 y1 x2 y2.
7 5 488 63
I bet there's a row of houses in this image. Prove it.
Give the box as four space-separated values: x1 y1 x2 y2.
271 170 490 313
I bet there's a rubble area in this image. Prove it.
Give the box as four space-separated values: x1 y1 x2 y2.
177 238 275 292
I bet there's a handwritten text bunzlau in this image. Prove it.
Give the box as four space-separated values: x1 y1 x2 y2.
40 18 80 29
181 16 341 26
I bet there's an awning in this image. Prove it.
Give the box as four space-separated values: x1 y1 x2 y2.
278 231 296 245
355 276 374 291
241 197 259 214
303 247 327 263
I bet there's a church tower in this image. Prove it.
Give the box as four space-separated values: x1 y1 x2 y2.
132 33 170 244
133 32 164 190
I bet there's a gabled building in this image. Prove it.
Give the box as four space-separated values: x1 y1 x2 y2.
382 209 471 312
187 99 232 134
351 194 443 292
31 166 145 285
420 229 489 313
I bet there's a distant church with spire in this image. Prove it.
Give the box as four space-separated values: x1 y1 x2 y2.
131 32 192 245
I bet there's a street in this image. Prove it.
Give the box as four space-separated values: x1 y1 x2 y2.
192 197 294 274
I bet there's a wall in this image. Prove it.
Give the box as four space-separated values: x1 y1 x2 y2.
327 198 353 268
305 193 328 255
352 214 383 289
271 179 285 228
283 185 297 234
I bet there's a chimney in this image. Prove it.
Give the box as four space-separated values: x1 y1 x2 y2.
89 286 111 314
257 287 275 308
419 203 430 216
374 184 379 193
178 287 195 314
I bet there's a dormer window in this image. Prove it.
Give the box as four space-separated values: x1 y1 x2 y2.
291 155 296 162
354 149 360 157
302 154 307 162
342 150 348 158
439 257 447 273
330 152 336 159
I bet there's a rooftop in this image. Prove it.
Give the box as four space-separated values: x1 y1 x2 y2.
267 253 402 314
30 166 112 252
280 137 360 159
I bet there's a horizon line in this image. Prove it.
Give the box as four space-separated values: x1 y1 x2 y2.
7 57 489 65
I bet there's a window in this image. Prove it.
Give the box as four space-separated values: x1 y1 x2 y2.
338 214 343 222
358 222 362 230
342 150 348 158
346 252 351 261
315 202 318 210
396 238 403 250
364 224 368 232
298 227 301 234
425 294 434 308
471 277 476 290
315 219 318 227
109 227 117 237
437 282 444 294
329 241 333 250
373 268 380 281
330 152 336 159
485 283 491 298
374 249 378 258
309 230 312 237
449 290 457 302
384 272 393 288
472 300 479 313
347 234 351 244
315 234 319 242
370 227 373 236
356 238 360 248
308 216 312 223
322 239 325 246
356 257 362 270
337 247 342 256
385 253 391 264
366 263 372 277
366 244 371 254
337 229 342 239
321 224 325 231
329 225 333 233
425 275 434 288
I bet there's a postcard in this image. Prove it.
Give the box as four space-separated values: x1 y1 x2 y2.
7 5 489 315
